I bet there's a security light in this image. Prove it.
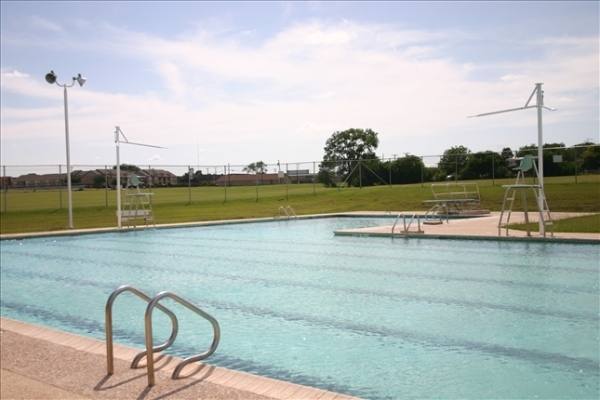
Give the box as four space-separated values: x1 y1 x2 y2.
45 70 57 84
75 73 86 87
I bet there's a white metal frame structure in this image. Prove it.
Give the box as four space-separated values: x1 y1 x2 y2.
115 126 165 229
469 83 556 236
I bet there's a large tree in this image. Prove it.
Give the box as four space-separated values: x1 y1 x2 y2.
438 145 470 179
320 128 379 185
243 161 268 174
461 151 509 179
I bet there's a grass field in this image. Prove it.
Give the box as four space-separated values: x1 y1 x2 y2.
510 213 600 233
1 174 599 234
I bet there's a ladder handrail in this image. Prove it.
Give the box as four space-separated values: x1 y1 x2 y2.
105 285 179 374
391 213 402 234
144 291 221 386
392 213 421 235
278 205 297 219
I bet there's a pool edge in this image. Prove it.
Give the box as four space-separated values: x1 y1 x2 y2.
0 317 359 400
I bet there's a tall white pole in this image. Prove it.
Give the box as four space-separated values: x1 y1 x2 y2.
63 85 74 229
115 129 122 229
536 83 545 236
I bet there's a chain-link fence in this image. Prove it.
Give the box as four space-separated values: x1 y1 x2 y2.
1 145 598 217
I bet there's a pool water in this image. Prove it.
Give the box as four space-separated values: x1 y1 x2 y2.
1 217 599 399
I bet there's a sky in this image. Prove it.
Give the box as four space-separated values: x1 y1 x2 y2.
1 1 598 171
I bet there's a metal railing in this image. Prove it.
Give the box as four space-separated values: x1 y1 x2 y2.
278 205 297 219
144 291 220 386
105 285 179 374
391 213 423 235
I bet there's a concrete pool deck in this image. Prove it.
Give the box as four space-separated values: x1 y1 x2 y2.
1 211 598 243
334 212 600 243
0 318 357 400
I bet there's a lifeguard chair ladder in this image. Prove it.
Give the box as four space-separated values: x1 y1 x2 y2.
122 174 155 228
498 155 553 237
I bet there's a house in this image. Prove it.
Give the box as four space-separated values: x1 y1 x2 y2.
215 173 280 186
0 176 13 188
13 173 64 188
143 169 177 186
286 169 315 183
73 170 106 187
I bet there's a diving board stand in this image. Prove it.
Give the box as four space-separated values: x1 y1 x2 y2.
423 182 489 224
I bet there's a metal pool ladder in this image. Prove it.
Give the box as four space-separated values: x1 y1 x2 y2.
391 213 424 236
105 285 220 386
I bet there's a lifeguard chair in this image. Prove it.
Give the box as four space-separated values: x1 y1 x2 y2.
121 174 154 228
498 155 553 237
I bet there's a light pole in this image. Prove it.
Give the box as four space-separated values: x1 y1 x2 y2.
45 70 86 229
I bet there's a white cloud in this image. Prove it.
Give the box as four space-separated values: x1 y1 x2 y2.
29 15 63 33
1 21 598 166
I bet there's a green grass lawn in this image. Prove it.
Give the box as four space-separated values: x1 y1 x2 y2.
1 174 599 234
510 213 600 233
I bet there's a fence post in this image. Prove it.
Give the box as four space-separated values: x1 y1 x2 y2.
2 165 6 213
105 165 109 208
313 161 316 195
223 164 231 203
57 164 63 209
286 163 289 201
188 166 192 204
491 153 495 186
421 158 424 188
455 156 458 182
388 158 392 186
359 160 362 189
255 173 259 202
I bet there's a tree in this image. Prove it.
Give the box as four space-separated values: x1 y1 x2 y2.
243 161 267 174
461 151 508 179
320 128 379 186
113 164 141 173
92 174 106 188
501 147 514 160
581 146 600 171
390 155 424 184
438 145 470 179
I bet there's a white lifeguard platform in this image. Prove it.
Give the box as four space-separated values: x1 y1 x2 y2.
121 174 154 228
498 155 553 237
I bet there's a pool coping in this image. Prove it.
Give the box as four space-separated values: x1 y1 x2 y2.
333 229 600 245
0 317 358 400
1 211 598 244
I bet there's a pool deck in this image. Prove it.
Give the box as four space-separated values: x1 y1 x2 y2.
0 318 358 400
1 211 598 243
334 212 600 243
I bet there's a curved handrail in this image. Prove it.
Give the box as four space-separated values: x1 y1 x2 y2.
105 285 179 374
391 213 402 235
144 291 220 386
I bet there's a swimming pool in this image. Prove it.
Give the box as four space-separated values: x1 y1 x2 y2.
1 217 598 399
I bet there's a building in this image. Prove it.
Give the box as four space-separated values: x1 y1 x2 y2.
13 173 64 188
286 169 315 183
215 173 280 186
143 169 177 186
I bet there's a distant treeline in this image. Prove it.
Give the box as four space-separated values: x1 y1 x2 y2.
318 142 600 187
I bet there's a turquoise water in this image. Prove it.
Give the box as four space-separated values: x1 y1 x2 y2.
1 217 599 399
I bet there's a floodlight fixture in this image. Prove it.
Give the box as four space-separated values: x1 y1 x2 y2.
45 70 57 84
75 73 86 87
44 69 86 229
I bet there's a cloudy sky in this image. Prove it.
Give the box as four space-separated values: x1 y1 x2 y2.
1 1 598 169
